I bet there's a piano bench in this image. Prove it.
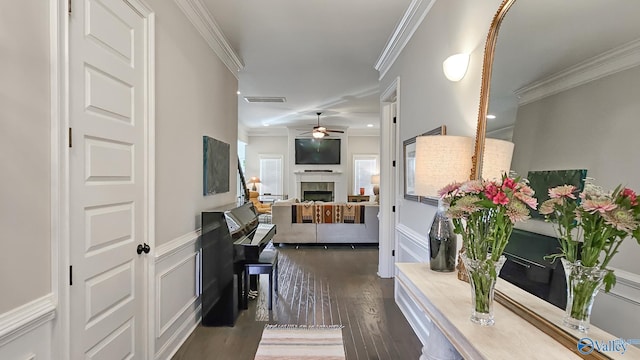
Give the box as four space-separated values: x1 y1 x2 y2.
244 250 278 310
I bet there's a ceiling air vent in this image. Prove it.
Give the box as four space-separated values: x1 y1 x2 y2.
244 96 286 103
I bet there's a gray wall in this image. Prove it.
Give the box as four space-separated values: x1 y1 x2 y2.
0 0 51 313
512 65 640 274
380 0 503 234
152 0 239 245
0 0 241 316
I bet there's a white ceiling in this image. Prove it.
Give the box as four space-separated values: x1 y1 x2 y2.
201 0 412 135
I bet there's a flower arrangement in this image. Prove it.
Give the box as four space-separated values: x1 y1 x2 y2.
439 174 537 325
539 181 640 292
440 174 538 262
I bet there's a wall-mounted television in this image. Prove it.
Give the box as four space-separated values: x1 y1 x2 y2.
295 138 341 165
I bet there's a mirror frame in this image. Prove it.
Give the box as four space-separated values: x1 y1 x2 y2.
403 125 446 205
473 1 611 358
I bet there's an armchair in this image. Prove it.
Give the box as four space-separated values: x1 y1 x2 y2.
249 191 271 214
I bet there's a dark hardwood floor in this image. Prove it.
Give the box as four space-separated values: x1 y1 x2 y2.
172 245 422 360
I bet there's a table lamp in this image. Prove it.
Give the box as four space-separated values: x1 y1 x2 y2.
248 176 261 191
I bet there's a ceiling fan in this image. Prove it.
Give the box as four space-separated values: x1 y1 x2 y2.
298 112 345 138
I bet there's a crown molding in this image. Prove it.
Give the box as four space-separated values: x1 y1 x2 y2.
516 38 640 106
374 0 438 81
174 0 244 78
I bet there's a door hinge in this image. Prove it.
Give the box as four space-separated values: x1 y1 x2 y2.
392 206 396 212
68 0 72 15
69 265 73 286
68 128 72 148
392 250 395 256
393 116 397 124
392 160 396 167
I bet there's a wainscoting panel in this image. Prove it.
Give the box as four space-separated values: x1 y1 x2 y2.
154 230 201 360
395 276 430 345
396 224 429 264
0 294 55 359
591 268 640 341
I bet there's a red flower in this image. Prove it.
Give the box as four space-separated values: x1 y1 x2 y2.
492 191 510 205
622 188 638 206
502 177 517 190
484 183 499 200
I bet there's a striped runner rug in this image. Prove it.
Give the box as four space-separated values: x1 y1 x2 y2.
254 325 346 360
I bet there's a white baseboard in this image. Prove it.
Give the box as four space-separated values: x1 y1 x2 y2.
154 230 201 358
0 293 55 359
155 305 201 360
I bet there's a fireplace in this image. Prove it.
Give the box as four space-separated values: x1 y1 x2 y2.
300 182 334 202
302 191 331 202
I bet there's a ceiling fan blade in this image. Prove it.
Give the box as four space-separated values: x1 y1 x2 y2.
326 129 344 133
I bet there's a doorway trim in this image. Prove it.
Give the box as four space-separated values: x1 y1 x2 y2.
53 0 156 358
378 77 400 278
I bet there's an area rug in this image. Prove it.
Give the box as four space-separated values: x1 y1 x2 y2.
254 325 346 360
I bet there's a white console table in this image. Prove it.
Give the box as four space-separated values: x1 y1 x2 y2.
395 263 640 360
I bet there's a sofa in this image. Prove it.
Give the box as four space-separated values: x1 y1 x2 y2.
271 199 379 244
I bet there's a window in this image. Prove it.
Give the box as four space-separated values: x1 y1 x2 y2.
353 155 378 195
259 154 283 196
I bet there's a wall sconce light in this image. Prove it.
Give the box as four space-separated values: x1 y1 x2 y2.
442 53 470 82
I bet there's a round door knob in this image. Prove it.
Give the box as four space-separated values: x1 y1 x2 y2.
137 244 144 254
142 243 150 254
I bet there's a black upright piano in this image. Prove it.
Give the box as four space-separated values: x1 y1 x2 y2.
200 202 276 326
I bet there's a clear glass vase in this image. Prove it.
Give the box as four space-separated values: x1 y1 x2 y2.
561 259 607 332
460 252 506 326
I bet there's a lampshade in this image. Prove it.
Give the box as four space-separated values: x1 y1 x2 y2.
249 176 261 184
443 53 470 82
415 136 474 197
371 174 380 185
481 138 515 181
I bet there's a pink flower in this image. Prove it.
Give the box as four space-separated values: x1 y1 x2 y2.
603 209 638 234
502 177 517 190
460 180 484 194
492 191 510 205
484 183 499 200
539 198 562 215
514 192 538 210
548 185 577 199
438 182 462 198
518 184 535 196
621 188 638 206
582 198 617 214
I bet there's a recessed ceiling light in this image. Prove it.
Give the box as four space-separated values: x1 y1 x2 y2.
486 114 496 119
367 124 374 127
236 91 241 95
263 124 270 127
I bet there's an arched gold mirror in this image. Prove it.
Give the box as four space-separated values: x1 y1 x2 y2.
475 0 640 354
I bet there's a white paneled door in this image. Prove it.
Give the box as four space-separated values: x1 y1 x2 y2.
69 0 151 358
